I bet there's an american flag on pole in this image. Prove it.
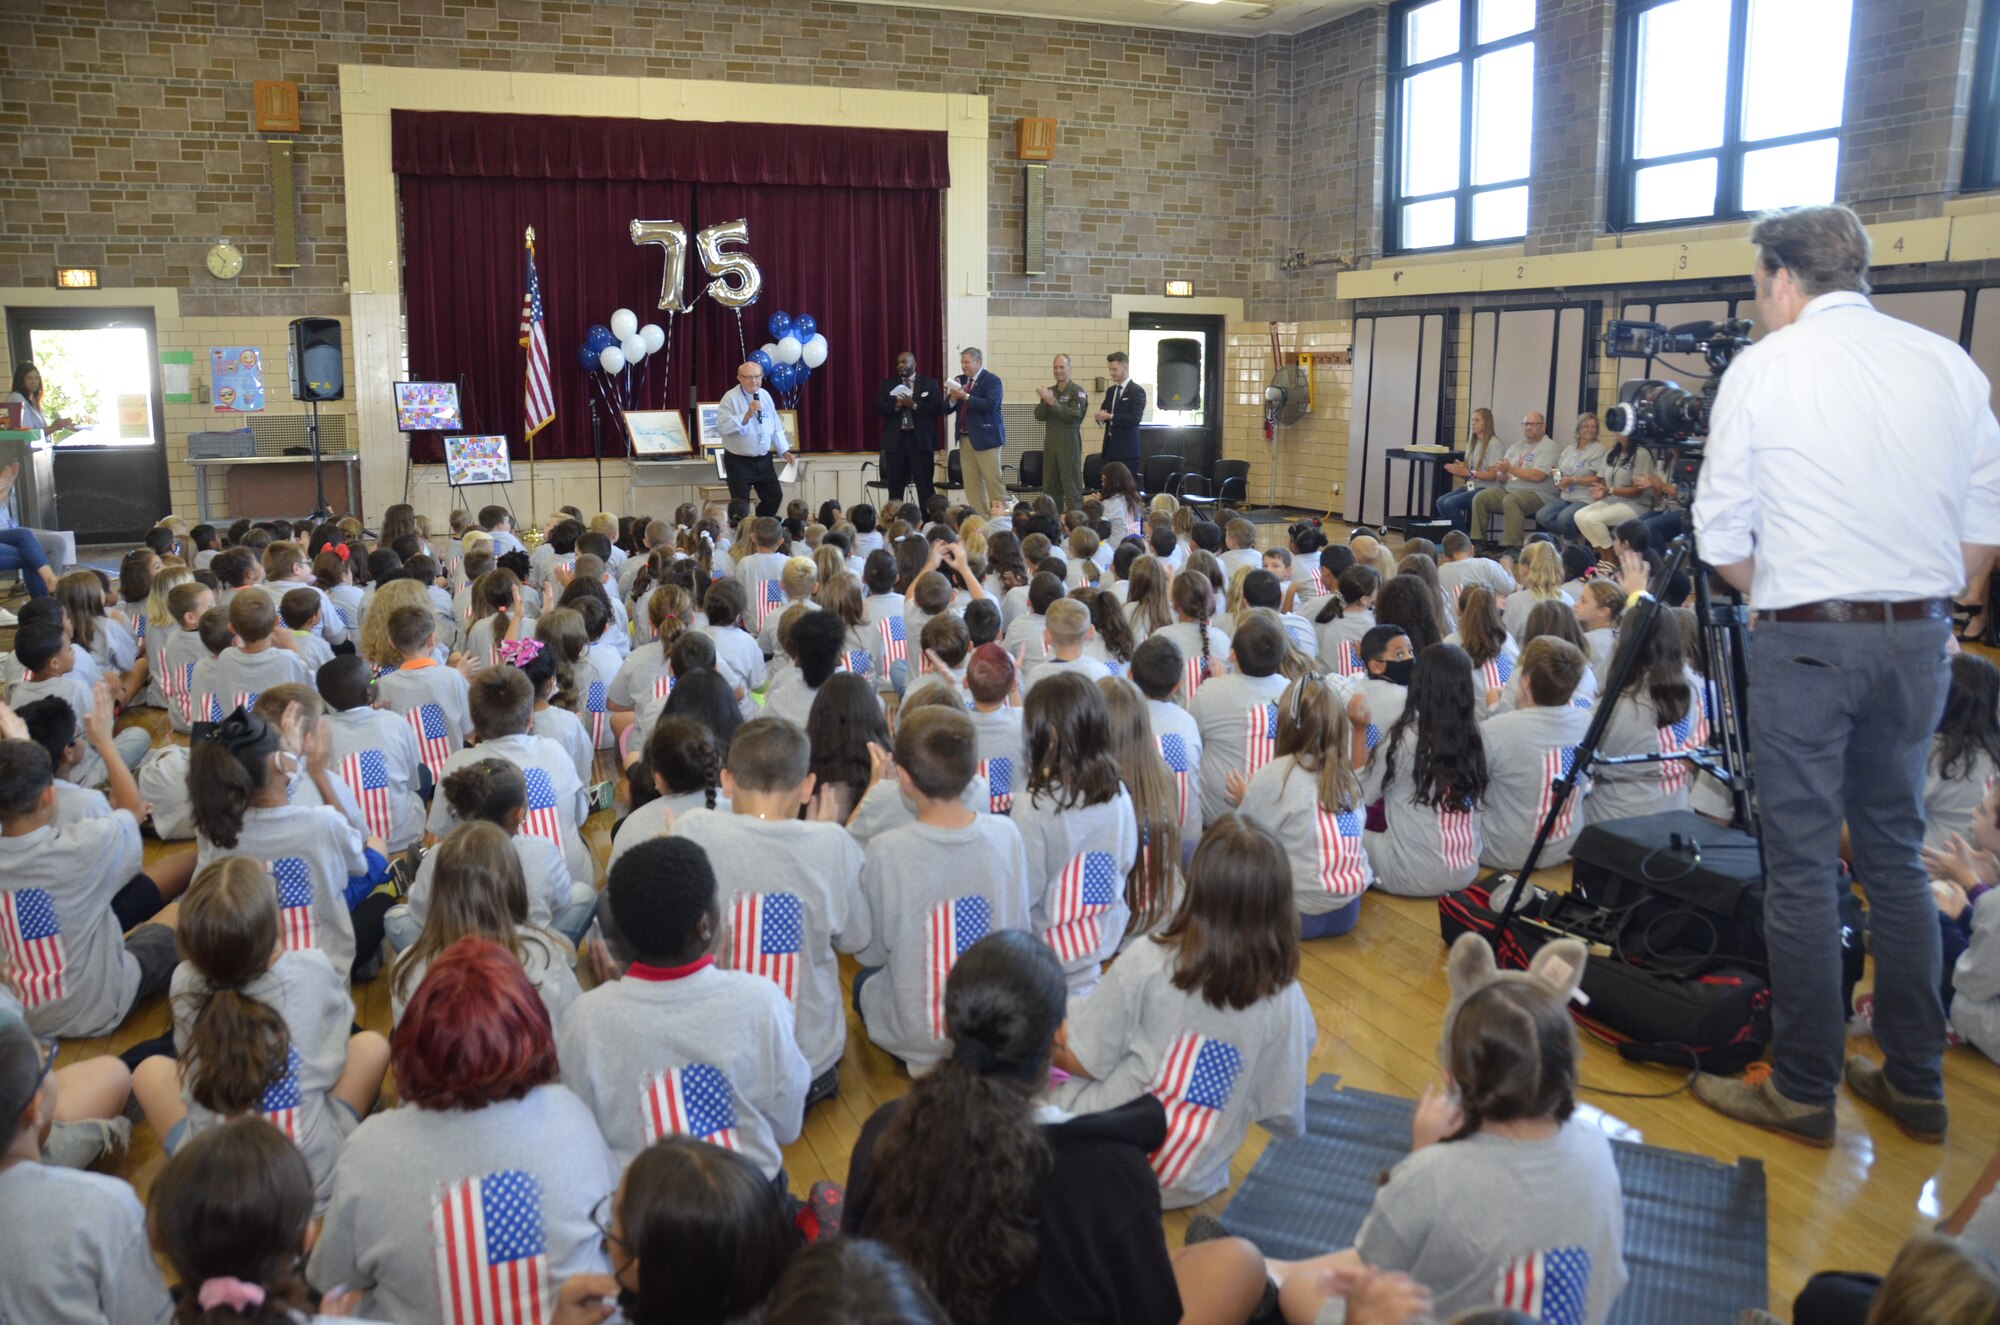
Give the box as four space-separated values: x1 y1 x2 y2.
1438 804 1479 872
1315 806 1368 897
641 1064 740 1150
1159 732 1191 823
756 580 785 631
520 767 564 853
1495 1246 1592 1325
981 755 1014 814
268 858 317 953
1538 745 1582 840
409 703 453 778
433 1168 550 1325
520 232 555 443
1044 850 1118 964
879 616 908 668
927 894 991 1039
0 887 66 1010
260 1045 303 1141
730 892 803 1002
340 748 395 842
1245 703 1279 778
585 681 609 748
1147 1032 1243 1189
1480 651 1515 697
1657 709 1701 795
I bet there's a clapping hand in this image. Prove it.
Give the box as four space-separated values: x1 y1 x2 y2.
1617 548 1650 597
1035 385 1056 406
1334 1267 1434 1325
1923 832 1999 891
0 702 24 742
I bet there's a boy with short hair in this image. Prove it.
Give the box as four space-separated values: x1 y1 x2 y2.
1354 624 1413 759
10 624 150 780
1024 598 1111 693
901 571 958 651
426 665 593 884
189 592 312 725
1220 517 1261 578
557 836 808 1171
208 546 260 614
905 613 971 699
756 556 818 660
964 597 1002 650
1478 636 1593 869
401 553 458 652
317 655 427 852
1239 568 1317 657
697 579 765 716
281 588 335 674
850 503 883 557
734 517 792 622
671 717 869 1104
1437 528 1516 605
1002 571 1066 681
1188 611 1292 826
157 591 216 735
478 504 526 557
1131 635 1203 844
374 603 473 776
263 541 345 647
188 522 221 570
963 643 1025 816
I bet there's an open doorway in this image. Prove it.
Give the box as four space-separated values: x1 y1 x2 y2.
1127 312 1223 488
4 306 172 543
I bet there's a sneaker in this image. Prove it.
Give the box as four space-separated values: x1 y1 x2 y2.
41 1116 131 1169
0 607 17 628
1690 1068 1837 1147
1845 1054 1947 1142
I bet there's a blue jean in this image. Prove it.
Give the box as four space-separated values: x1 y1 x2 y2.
1535 499 1587 541
1751 616 1950 1106
1300 897 1361 939
0 528 53 595
1435 486 1478 531
1640 509 1682 544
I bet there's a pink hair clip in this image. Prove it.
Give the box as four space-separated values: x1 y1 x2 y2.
197 1278 267 1312
497 638 545 667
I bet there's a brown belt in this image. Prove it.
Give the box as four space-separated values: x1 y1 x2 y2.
1753 597 1952 625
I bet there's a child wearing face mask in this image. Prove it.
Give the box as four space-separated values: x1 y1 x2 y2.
1353 625 1412 762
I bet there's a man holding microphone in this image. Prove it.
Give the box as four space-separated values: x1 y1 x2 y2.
717 359 789 517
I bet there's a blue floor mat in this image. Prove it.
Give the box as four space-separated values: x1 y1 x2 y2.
1217 1077 1768 1324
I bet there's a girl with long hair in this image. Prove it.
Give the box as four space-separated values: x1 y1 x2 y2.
1123 553 1176 641
1098 460 1143 544
1312 565 1381 675
807 671 893 824
1438 405 1501 533
1155 569 1230 699
1927 653 2000 849
1373 572 1445 658
1588 602 1700 825
1236 677 1374 937
1501 540 1565 639
1397 549 1454 634
1078 585 1137 670
1096 676 1182 938
1445 583 1516 709
143 562 194 711
1366 643 1488 896
460 566 523 668
610 717 730 872
608 583 695 750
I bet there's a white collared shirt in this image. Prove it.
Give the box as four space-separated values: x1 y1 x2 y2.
1694 290 2000 610
716 385 788 458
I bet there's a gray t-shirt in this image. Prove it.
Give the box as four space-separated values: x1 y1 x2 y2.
1148 698 1205 845
9 673 112 786
606 791 727 874
0 1162 172 1325
696 625 765 716
408 830 572 930
1585 690 1698 826
427 733 593 887
607 639 673 710
1439 556 1516 606
188 645 314 723
0 810 146 1036
1012 787 1139 990
1152 621 1231 697
1189 671 1291 828
196 803 369 978
1926 742 1997 850
390 926 579 1029
1238 754 1373 915
533 702 594 783
558 961 808 1174
169 948 355 1210
856 817 1034 1071
967 705 1026 814
671 809 870 1078
52 778 112 828
306 1085 617 1325
161 628 211 733
375 664 474 769
1352 1119 1627 1325
1362 738 1485 897
1312 607 1374 677
322 707 428 852
1478 704 1594 869
844 773 989 846
1052 936 1313 1209
1501 437 1563 499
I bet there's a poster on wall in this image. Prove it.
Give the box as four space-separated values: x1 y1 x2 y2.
160 350 193 404
210 347 265 413
444 433 513 487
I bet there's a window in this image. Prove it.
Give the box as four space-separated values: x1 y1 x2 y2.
1613 0 1854 228
1966 0 2000 191
1387 0 1536 253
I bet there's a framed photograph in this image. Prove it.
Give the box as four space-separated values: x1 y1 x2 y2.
776 410 801 452
695 401 725 453
393 380 461 433
624 410 692 458
443 433 512 487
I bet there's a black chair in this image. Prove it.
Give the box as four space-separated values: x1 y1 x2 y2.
1213 459 1252 505
1139 453 1182 499
1082 452 1104 495
1005 449 1045 495
857 459 895 503
1178 474 1217 509
937 449 964 498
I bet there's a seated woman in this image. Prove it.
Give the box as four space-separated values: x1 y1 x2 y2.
0 460 56 601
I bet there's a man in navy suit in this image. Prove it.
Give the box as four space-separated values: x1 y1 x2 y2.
874 349 945 510
1095 350 1147 471
945 346 1006 514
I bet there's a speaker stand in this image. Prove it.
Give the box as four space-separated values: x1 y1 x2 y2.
306 399 333 522
1244 423 1290 523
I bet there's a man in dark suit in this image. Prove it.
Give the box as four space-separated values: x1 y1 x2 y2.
874 350 945 510
1095 350 1147 471
945 346 1006 514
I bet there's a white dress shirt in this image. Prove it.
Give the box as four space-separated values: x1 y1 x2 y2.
716 385 788 458
1694 290 2000 609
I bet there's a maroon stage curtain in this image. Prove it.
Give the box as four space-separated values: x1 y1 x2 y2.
395 112 946 460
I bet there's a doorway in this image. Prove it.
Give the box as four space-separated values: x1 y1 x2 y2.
1127 312 1223 487
4 306 172 543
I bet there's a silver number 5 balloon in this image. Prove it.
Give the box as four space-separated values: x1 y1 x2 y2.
695 219 763 309
629 219 695 315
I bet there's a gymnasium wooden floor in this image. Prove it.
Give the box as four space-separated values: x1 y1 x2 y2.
46 533 2000 1318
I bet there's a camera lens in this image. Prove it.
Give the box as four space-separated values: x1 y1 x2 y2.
1604 404 1636 436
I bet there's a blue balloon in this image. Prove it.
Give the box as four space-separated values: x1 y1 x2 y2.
794 363 811 385
775 362 799 391
577 343 599 370
586 324 616 352
766 311 793 341
792 314 817 341
751 349 776 376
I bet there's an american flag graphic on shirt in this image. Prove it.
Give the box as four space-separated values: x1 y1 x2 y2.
340 748 395 841
585 681 609 747
1301 567 1325 597
1315 805 1368 897
0 887 66 1009
1147 1033 1244 1188
260 1045 304 1141
927 894 991 1039
642 1063 740 1150
879 616 908 667
1245 703 1280 777
1159 733 1191 823
268 857 317 952
432 1168 550 1325
1045 850 1119 964
1182 652 1211 700
167 660 198 725
199 691 258 724
519 767 564 852
731 892 804 1002
651 671 678 700
336 601 361 633
842 648 874 678
1335 640 1364 677
1438 803 1479 871
1657 707 1703 795
1480 651 1515 697
409 703 454 778
133 614 146 645
1538 745 1582 839
757 580 785 630
1495 1246 1592 1325
981 756 1014 813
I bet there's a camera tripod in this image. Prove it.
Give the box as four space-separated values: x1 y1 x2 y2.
1490 530 1761 926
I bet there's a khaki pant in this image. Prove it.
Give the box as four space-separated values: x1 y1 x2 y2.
959 443 1005 515
1572 498 1647 549
1469 486 1545 548
1044 431 1084 514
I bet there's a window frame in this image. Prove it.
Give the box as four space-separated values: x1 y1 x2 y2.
1384 0 1538 256
1964 0 2000 192
1609 0 1850 231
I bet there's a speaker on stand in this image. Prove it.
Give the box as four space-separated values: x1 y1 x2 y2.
289 317 343 520
1156 338 1201 410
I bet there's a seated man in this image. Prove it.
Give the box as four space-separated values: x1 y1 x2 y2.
1467 412 1558 554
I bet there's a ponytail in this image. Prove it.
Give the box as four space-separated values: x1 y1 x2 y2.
187 730 272 850
152 1118 315 1325
175 860 292 1118
1313 591 1348 626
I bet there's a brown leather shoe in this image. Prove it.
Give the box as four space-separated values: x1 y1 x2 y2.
1845 1055 1947 1142
1690 1069 1836 1148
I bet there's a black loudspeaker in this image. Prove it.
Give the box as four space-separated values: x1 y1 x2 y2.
1156 338 1201 410
289 317 343 401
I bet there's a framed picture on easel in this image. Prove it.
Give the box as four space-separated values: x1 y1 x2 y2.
624 410 692 458
695 402 725 454
443 433 512 487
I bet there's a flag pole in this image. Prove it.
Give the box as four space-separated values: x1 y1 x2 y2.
524 225 540 534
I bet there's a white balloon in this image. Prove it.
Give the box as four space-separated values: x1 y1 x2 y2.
609 308 639 339
599 345 627 374
759 342 779 361
620 334 647 363
776 334 803 365
802 333 829 369
639 323 666 354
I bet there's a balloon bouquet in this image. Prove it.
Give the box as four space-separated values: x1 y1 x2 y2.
751 310 830 410
577 308 663 404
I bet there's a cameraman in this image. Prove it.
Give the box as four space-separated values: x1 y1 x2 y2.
1690 204 2000 1145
